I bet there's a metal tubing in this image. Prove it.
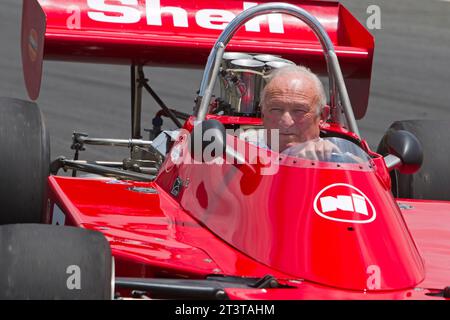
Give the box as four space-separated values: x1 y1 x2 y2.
197 42 225 121
198 3 334 111
68 160 124 167
329 52 359 136
61 159 155 181
131 65 143 139
384 154 402 171
75 136 153 148
167 109 190 121
137 68 183 128
196 3 358 136
115 278 228 300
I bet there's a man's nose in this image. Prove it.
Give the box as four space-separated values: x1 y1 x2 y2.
279 112 294 128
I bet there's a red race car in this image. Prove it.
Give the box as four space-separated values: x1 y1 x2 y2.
0 0 449 300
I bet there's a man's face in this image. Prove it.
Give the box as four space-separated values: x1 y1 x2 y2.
262 75 322 151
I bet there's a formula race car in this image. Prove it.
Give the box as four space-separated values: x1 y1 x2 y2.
0 0 449 300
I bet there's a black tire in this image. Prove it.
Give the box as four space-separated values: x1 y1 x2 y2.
377 120 450 200
0 224 113 300
0 97 50 224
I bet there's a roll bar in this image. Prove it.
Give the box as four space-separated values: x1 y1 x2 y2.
195 2 360 137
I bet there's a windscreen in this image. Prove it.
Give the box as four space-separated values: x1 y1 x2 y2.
281 137 371 163
239 130 371 166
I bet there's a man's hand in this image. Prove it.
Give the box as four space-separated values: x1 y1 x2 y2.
283 139 341 161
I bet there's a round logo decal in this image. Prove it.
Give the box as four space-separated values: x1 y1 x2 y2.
313 183 376 224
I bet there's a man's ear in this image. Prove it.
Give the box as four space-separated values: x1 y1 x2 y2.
319 105 330 123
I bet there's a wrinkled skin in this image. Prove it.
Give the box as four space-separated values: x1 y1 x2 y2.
261 73 338 159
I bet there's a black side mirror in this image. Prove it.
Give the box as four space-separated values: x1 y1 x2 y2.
382 130 423 174
189 119 226 163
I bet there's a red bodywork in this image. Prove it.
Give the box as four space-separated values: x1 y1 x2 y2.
23 0 450 299
43 117 450 299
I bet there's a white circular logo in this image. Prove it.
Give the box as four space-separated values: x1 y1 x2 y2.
313 183 376 224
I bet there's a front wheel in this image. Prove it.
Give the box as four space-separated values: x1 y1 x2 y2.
0 97 50 224
0 224 113 299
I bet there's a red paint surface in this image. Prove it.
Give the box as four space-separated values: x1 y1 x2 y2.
46 123 450 298
21 0 46 100
47 176 291 279
30 0 449 299
398 199 450 290
156 134 425 291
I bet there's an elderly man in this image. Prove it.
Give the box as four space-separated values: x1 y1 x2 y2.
151 64 341 161
253 65 339 160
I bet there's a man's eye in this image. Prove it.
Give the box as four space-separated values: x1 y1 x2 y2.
269 108 282 113
293 109 307 114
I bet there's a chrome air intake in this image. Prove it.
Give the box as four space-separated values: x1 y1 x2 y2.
217 52 296 117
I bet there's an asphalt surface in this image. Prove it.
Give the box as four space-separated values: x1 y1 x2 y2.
1 0 450 161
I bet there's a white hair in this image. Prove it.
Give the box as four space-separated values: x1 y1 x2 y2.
260 65 327 116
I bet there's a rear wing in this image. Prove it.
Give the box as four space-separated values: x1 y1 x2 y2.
21 0 374 119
